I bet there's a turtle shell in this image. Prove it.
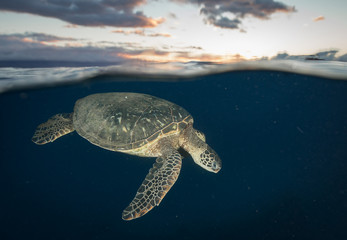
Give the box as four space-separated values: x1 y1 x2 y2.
73 92 192 152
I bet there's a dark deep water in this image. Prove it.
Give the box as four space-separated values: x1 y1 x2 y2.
1 71 347 240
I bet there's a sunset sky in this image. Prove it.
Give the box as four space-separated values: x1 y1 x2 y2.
0 0 346 64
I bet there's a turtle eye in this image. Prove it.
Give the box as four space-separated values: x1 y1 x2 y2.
212 161 218 171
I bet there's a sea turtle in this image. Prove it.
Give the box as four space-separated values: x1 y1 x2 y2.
32 92 221 220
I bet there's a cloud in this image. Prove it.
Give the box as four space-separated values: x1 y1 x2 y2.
118 47 245 63
168 13 177 19
148 33 171 37
0 0 164 28
0 32 174 64
0 32 79 52
64 24 79 28
0 32 241 64
3 32 346 66
161 45 204 51
113 29 146 36
0 33 125 63
171 0 296 30
112 29 171 37
0 0 295 31
313 16 325 22
9 32 78 43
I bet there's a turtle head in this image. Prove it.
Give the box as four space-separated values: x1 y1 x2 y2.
193 144 221 173
180 128 221 173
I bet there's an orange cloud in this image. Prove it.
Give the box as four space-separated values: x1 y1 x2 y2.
145 17 165 27
21 37 36 43
65 42 85 47
313 16 325 22
113 30 126 34
148 33 171 38
112 29 171 38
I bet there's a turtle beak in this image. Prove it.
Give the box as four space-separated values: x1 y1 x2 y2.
212 162 221 173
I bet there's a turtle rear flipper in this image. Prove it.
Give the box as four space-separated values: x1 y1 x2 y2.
122 150 182 220
32 113 74 145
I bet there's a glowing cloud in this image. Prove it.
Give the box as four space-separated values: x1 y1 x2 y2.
112 30 171 37
313 16 325 22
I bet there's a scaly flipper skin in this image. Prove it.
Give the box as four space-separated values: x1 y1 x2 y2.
122 150 182 220
32 113 74 145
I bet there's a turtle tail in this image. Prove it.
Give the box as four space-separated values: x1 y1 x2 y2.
32 113 74 145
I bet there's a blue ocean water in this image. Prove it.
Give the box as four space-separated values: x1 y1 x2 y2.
0 63 347 240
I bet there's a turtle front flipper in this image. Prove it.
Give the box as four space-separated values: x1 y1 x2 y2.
122 150 182 220
32 113 74 145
